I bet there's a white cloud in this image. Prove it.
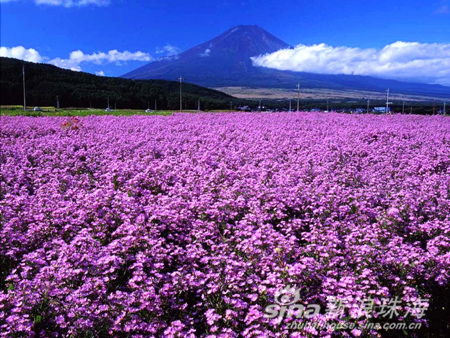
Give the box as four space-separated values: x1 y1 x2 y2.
35 0 110 7
0 0 109 5
95 70 105 76
0 46 44 62
200 48 211 57
49 49 152 70
1 45 152 72
251 41 450 86
156 44 180 56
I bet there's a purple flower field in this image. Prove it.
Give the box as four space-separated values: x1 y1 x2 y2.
0 113 449 337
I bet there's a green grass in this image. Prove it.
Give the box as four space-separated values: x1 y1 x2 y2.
0 107 174 117
0 107 240 117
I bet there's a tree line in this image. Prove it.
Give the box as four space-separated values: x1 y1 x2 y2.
0 57 252 110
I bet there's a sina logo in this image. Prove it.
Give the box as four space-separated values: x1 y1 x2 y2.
274 285 301 306
265 285 320 319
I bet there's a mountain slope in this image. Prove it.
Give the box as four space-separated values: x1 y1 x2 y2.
123 25 292 85
0 57 249 109
122 25 450 99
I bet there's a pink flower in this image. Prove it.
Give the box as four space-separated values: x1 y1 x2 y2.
351 328 362 336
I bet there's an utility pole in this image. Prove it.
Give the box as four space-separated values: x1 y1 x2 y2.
367 99 370 114
433 100 436 115
155 99 157 111
178 76 184 112
296 83 300 112
198 99 200 112
410 106 413 114
107 97 110 109
115 101 117 111
327 99 329 112
56 95 60 109
402 102 405 114
22 65 26 111
258 99 262 112
385 89 390 114
289 100 292 112
444 102 447 115
230 101 233 111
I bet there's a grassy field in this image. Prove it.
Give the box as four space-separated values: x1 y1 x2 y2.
2 105 446 116
0 106 177 117
0 106 242 117
215 86 449 102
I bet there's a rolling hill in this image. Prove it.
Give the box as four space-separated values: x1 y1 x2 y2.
0 57 250 110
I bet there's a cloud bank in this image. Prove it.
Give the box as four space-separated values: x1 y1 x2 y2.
36 0 110 7
0 46 152 72
49 49 153 71
0 0 110 6
0 46 44 63
251 41 450 86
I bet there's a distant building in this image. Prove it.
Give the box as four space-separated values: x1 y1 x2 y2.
374 107 389 113
238 105 251 111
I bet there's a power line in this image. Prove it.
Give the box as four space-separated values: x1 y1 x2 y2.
178 76 184 112
385 89 391 114
22 65 26 111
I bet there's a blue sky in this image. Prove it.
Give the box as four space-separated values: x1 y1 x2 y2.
1 0 450 85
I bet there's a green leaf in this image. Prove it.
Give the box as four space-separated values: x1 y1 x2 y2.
34 315 42 324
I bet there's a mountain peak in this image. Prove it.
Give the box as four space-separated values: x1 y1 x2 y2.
121 26 450 97
225 25 266 33
122 25 291 82
229 24 260 29
177 25 291 60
